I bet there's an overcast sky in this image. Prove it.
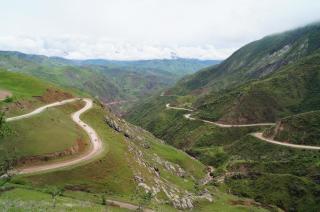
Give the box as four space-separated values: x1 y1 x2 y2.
0 0 320 60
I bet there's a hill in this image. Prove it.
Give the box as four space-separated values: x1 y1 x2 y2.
263 110 320 145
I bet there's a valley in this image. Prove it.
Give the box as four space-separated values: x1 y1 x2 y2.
0 15 319 212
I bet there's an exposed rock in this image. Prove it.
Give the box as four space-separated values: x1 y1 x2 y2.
141 142 150 149
134 175 144 183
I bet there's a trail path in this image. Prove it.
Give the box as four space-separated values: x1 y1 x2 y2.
166 103 320 150
7 98 104 174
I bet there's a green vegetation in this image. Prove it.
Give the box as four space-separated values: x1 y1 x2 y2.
194 53 320 124
224 136 320 211
0 101 89 162
126 23 320 211
169 22 320 96
0 51 218 113
0 69 55 99
264 110 320 145
0 187 117 211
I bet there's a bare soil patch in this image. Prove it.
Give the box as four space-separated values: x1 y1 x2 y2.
0 90 12 100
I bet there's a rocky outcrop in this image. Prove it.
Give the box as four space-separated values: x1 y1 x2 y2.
126 140 214 210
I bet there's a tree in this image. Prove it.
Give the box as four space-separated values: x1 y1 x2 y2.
0 112 5 137
0 112 11 138
47 187 64 208
0 149 17 187
137 191 153 211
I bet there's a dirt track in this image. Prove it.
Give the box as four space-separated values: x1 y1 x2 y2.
7 98 104 174
166 103 320 150
0 90 12 100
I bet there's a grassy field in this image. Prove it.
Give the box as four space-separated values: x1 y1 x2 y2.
0 69 54 99
0 187 129 211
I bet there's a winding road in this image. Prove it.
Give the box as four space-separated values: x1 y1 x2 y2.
252 132 320 150
4 98 153 211
166 103 275 127
6 98 104 174
166 103 320 150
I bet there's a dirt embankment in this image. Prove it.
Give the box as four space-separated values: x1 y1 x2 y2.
17 139 88 167
2 88 73 114
36 88 73 103
0 90 12 100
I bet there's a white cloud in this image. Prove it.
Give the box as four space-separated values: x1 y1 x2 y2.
0 35 234 60
0 0 319 60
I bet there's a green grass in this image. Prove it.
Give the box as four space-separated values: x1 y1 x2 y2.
0 101 89 160
224 135 320 211
0 69 55 99
19 104 137 201
195 189 269 212
0 187 129 211
264 110 320 145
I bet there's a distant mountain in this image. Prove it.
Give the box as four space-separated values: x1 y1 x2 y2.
78 58 220 77
0 51 219 113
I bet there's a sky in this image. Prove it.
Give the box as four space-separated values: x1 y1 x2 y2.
0 0 320 60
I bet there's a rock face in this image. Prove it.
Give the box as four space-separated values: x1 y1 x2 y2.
127 140 214 210
105 115 136 139
105 110 213 209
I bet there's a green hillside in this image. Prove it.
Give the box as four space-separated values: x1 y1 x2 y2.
126 95 320 211
194 52 320 124
263 110 320 145
169 22 320 96
126 23 320 211
0 70 270 211
2 102 268 211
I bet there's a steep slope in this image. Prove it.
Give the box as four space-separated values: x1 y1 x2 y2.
194 52 320 124
263 110 320 146
169 22 320 95
126 94 320 211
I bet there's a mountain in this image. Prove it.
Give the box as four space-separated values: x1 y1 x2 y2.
168 22 320 95
79 58 220 77
126 23 320 211
136 23 320 125
0 51 219 114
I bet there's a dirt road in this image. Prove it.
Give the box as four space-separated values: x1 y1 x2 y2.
7 98 104 174
167 103 320 150
252 132 320 150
